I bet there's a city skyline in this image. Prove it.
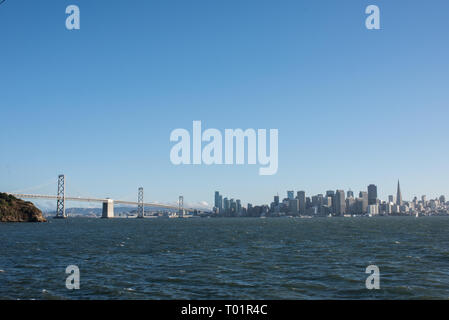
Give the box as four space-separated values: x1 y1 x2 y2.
213 181 443 208
213 180 447 217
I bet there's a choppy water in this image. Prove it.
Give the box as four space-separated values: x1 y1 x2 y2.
1 217 449 299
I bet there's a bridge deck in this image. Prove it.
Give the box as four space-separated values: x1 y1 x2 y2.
7 193 195 211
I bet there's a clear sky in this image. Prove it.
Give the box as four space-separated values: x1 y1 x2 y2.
1 0 448 209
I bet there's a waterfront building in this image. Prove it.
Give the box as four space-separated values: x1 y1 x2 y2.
385 203 392 214
368 204 379 215
288 199 299 214
324 196 332 207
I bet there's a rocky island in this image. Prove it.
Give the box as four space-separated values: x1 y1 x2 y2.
0 193 47 222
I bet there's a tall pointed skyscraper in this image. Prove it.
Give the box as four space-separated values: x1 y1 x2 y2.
396 180 402 205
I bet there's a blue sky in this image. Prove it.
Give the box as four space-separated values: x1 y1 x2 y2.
1 0 448 209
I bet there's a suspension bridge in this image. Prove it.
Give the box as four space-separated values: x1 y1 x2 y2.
6 175 195 219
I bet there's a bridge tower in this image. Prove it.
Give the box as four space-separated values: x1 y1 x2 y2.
137 187 144 218
178 196 184 217
54 174 66 219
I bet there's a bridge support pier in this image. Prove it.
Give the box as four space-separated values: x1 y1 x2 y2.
102 199 114 218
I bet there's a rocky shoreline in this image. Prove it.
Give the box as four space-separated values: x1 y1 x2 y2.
0 193 47 222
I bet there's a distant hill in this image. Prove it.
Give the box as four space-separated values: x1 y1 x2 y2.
0 193 47 222
43 206 180 218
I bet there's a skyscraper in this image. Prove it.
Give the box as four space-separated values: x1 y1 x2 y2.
297 191 306 214
326 190 335 213
335 190 346 215
230 199 236 216
214 191 223 211
214 191 220 208
359 191 368 213
326 190 335 197
287 191 294 200
312 195 321 207
368 184 378 205
396 180 402 206
223 197 230 215
274 195 280 206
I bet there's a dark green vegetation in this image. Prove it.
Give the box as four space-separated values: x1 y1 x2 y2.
0 193 46 222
